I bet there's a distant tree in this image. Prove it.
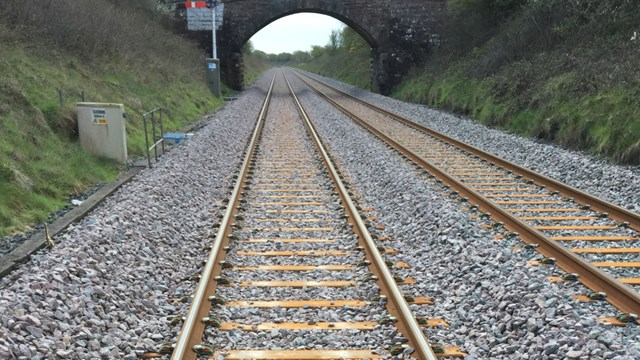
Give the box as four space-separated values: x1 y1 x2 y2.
328 29 340 54
292 50 312 63
275 52 293 63
311 45 325 59
243 40 255 54
340 26 369 54
253 50 268 60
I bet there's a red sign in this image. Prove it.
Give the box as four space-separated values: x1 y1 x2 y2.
185 1 207 8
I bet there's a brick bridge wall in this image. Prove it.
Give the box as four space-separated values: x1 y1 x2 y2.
217 0 447 94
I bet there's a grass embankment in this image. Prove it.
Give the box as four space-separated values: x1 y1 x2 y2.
283 2 639 164
243 51 271 86
296 47 371 91
392 1 640 164
393 46 640 164
0 1 223 236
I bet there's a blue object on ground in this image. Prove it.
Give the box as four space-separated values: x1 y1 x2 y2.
163 132 192 145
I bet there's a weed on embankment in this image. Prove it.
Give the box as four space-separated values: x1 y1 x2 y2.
0 1 223 236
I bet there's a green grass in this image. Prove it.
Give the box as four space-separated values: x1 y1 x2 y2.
0 42 223 236
391 60 640 164
296 48 372 91
244 52 271 86
282 2 639 165
289 38 639 165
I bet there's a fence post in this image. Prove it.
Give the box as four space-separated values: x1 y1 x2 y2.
159 109 165 154
142 108 164 168
151 112 158 162
143 113 152 168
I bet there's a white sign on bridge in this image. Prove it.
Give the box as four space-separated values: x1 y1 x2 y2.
186 3 224 31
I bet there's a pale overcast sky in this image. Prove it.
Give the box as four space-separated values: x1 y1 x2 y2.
250 13 344 54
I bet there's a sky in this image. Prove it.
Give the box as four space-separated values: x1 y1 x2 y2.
250 13 344 54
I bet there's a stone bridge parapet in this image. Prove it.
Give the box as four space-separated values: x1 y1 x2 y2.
216 0 447 93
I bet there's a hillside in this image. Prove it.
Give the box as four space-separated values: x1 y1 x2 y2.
0 0 223 236
268 27 372 91
281 1 640 165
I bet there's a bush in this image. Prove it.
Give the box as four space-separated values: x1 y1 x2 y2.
392 0 640 164
0 0 204 75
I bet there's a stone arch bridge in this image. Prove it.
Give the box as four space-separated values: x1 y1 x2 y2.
210 0 446 94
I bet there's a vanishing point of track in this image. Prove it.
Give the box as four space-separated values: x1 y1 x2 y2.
166 73 459 359
290 69 640 319
157 68 638 359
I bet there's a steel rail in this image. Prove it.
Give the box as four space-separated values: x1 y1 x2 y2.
171 75 276 360
284 74 439 360
291 71 640 315
290 69 640 232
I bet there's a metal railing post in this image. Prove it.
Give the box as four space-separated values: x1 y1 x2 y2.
143 108 165 168
143 113 152 168
151 112 158 162
159 109 165 154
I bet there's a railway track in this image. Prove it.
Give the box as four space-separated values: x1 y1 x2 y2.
159 74 464 359
289 69 640 322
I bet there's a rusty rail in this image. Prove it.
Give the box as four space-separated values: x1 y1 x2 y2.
171 75 276 360
284 74 439 360
291 69 640 231
171 72 442 359
291 70 640 315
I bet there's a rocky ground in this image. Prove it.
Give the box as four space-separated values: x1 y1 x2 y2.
0 75 269 359
0 184 103 257
202 81 404 355
289 73 640 359
0 69 637 359
302 71 639 215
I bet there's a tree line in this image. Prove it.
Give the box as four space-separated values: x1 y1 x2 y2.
246 26 370 65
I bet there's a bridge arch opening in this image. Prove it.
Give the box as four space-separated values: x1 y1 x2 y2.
244 11 378 51
217 0 444 94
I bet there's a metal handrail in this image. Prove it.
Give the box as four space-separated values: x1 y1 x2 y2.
142 108 165 168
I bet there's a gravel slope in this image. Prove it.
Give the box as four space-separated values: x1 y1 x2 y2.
0 76 270 359
289 73 640 360
204 81 402 355
299 70 640 214
1 67 637 360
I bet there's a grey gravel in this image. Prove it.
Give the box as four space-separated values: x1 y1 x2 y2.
1 67 636 359
203 75 403 356
288 72 640 359
300 70 640 214
0 76 269 358
296 70 640 288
